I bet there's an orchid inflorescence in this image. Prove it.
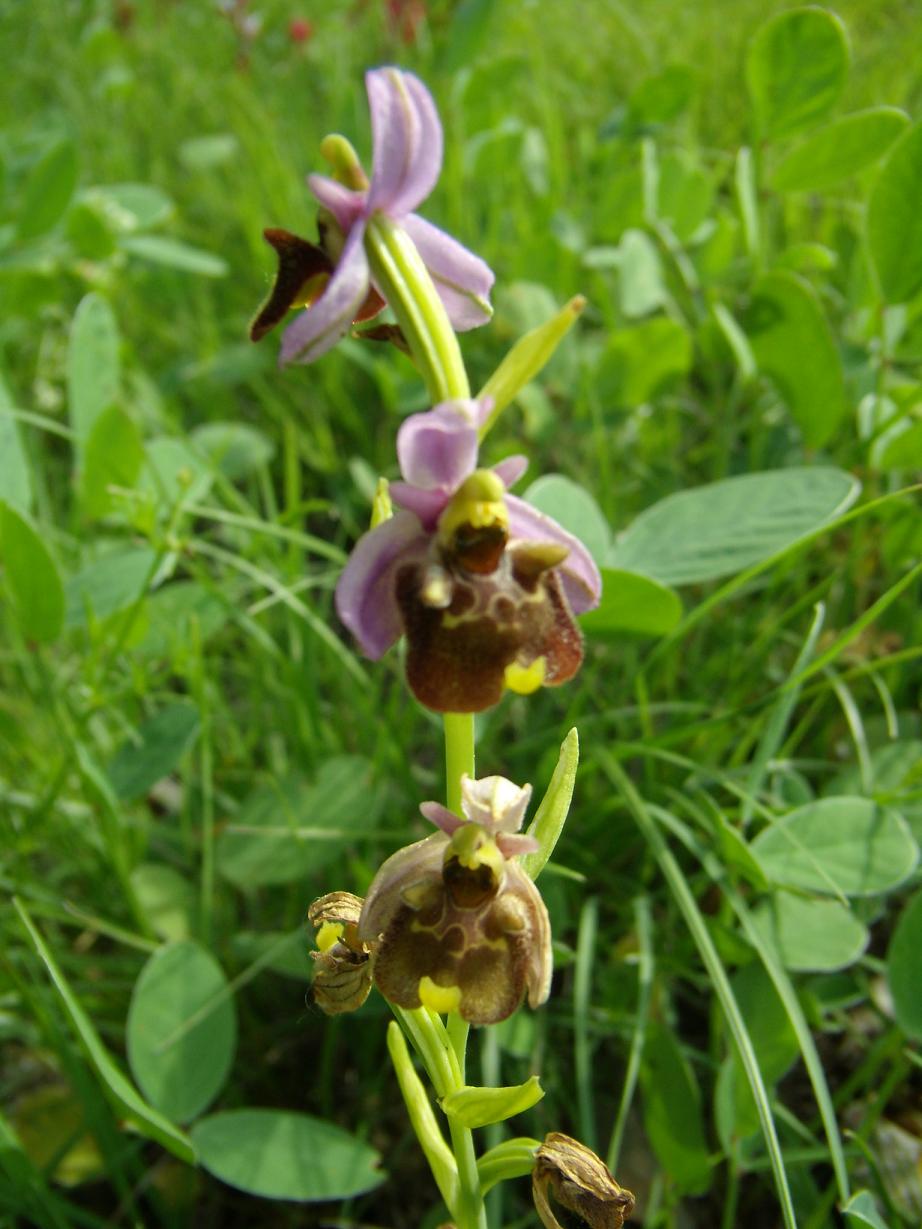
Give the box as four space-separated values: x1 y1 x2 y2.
254 65 632 1229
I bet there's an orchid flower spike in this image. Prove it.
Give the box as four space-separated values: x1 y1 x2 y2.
250 67 494 364
335 399 602 712
358 774 551 1025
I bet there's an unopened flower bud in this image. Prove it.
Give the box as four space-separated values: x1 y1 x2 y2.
308 892 373 1015
532 1133 635 1229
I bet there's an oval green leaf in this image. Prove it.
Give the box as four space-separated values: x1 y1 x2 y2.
746 7 849 140
744 271 847 447
190 422 275 480
867 121 922 304
886 889 922 1041
127 941 236 1123
753 892 868 972
122 235 228 277
67 294 120 446
640 1024 711 1195
581 567 682 638
80 404 144 518
64 547 158 629
772 107 908 192
0 370 33 513
190 1109 384 1201
0 501 64 643
608 467 858 585
442 1076 544 1129
595 316 693 407
17 141 79 240
130 864 195 943
751 797 918 897
108 702 200 801
523 474 610 566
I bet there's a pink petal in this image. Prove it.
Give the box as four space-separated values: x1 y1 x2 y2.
334 510 429 658
307 174 366 233
389 483 449 530
496 833 541 858
492 455 528 490
396 402 480 491
366 68 442 217
279 222 370 365
505 494 602 614
401 213 494 331
419 801 466 836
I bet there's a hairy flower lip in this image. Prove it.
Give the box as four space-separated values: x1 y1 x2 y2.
256 67 494 366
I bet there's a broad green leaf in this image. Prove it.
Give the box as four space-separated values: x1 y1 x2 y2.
130 864 195 943
216 757 375 888
108 702 200 801
66 199 116 260
80 405 144 518
67 294 120 446
843 1190 891 1229
595 316 692 406
521 729 579 880
580 568 682 638
887 889 922 1040
627 65 695 128
88 182 174 231
618 229 665 318
751 797 918 897
872 418 922 470
867 121 922 304
608 468 859 585
127 941 236 1123
137 581 229 657
122 235 228 277
640 1023 711 1194
17 141 79 240
523 474 610 566
64 547 158 629
752 892 868 971
772 107 909 192
746 8 849 140
190 421 275 480
744 271 847 447
0 501 64 643
13 898 195 1164
442 1076 544 1129
0 370 33 512
191 1109 384 1200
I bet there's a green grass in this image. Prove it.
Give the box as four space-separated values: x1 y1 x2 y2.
2 1 922 1227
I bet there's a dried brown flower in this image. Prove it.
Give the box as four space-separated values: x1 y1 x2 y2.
533 1133 634 1229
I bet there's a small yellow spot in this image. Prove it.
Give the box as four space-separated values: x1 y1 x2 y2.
315 921 343 953
292 272 330 310
505 657 547 695
420 565 452 609
419 976 462 1015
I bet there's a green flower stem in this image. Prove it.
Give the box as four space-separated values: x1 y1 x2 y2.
444 711 476 814
365 214 470 403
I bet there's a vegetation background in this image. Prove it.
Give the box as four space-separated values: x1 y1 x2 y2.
1 1 920 1227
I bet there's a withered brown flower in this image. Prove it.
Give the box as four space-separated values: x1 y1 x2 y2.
533 1133 635 1229
308 891 373 1015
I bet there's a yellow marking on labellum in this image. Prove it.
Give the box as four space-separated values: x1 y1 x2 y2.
504 656 547 695
315 921 344 953
420 566 452 609
418 976 462 1014
292 272 330 310
437 470 508 545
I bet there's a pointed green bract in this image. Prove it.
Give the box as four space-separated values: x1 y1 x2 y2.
478 295 584 436
477 1137 541 1195
442 1075 544 1128
521 728 579 880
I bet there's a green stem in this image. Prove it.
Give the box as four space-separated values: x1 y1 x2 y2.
365 214 470 403
444 712 476 813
